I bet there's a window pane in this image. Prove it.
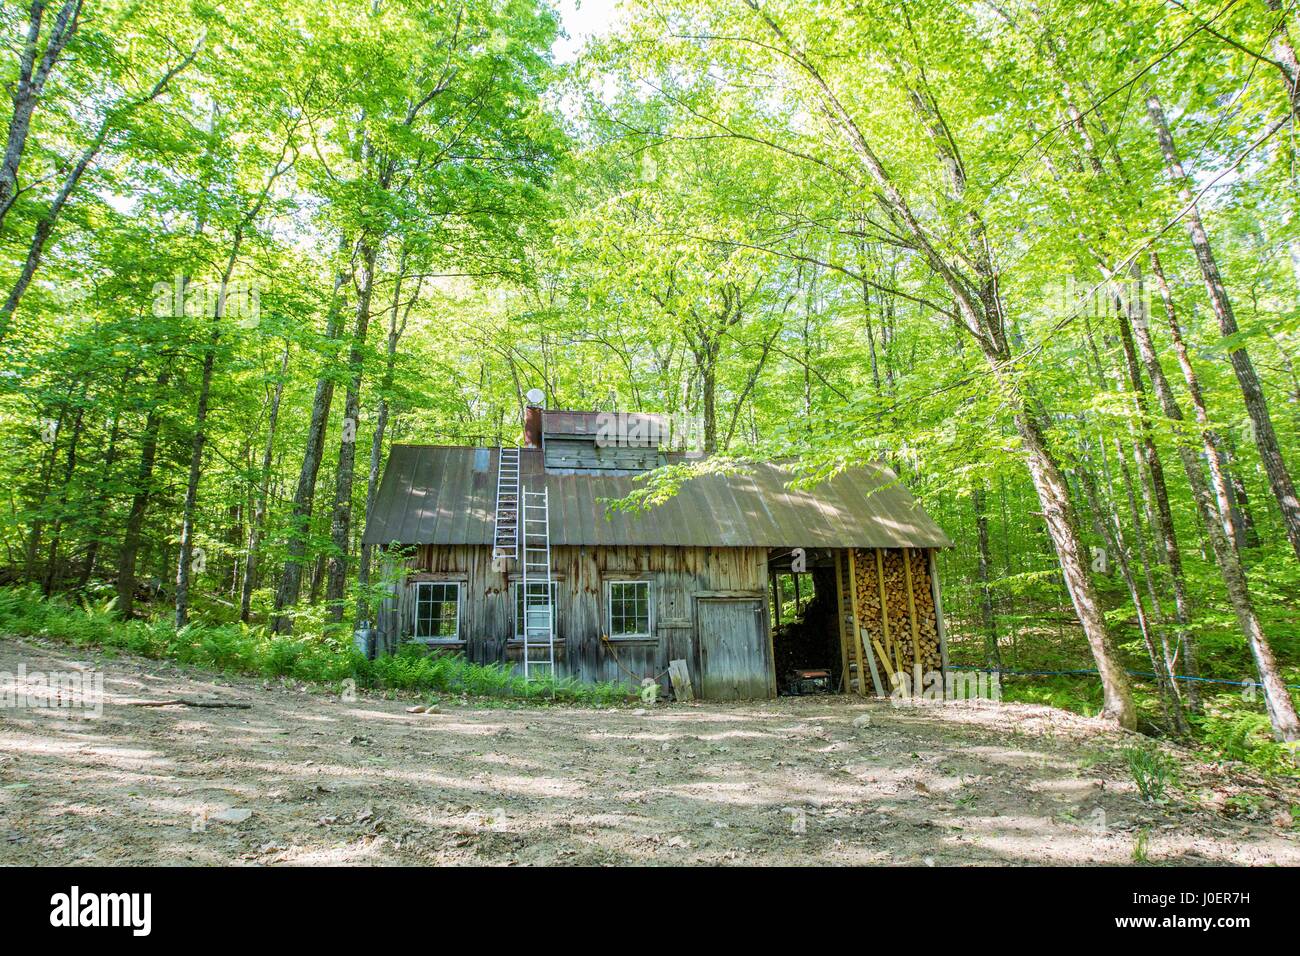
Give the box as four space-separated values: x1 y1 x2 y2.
415 582 458 639
609 582 650 636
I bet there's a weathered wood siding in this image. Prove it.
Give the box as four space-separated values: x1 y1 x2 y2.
376 544 771 697
542 437 665 472
697 597 773 700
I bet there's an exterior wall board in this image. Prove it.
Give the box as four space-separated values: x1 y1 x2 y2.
377 544 769 696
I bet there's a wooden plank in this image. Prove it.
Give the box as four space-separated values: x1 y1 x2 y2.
761 551 777 699
668 659 694 702
764 572 774 632
875 548 900 688
860 625 885 696
834 550 852 694
847 549 868 697
869 633 891 684
928 549 951 677
903 546 923 696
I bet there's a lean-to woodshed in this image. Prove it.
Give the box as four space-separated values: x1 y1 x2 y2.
361 406 952 700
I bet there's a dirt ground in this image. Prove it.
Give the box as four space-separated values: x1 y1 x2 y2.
1 635 1298 866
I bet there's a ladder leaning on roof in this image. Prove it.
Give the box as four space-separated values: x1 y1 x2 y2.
520 483 555 680
492 446 520 565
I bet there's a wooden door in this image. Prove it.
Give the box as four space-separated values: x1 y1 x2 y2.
696 597 772 700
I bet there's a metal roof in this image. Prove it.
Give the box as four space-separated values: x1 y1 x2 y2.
362 445 952 549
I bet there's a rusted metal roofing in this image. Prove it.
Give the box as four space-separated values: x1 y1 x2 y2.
362 445 952 549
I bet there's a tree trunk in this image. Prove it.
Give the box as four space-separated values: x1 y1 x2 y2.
24 400 66 583
1010 398 1137 729
1145 89 1300 561
42 399 84 596
240 340 290 621
272 252 351 632
1133 252 1300 741
116 374 168 618
0 0 83 230
972 484 1002 671
77 392 124 590
174 320 217 629
1223 437 1261 549
1113 276 1199 708
324 241 378 622
356 266 417 627
355 397 389 628
1147 251 1244 552
1078 458 1188 735
700 359 717 455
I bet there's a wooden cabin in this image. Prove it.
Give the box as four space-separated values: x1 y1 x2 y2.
361 405 952 700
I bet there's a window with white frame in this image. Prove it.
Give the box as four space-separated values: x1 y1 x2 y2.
413 581 460 641
514 580 558 638
607 581 652 638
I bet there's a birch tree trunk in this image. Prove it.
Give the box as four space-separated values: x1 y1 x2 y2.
743 7 1136 725
0 0 83 229
1145 89 1300 562
1114 276 1199 707
1132 253 1300 741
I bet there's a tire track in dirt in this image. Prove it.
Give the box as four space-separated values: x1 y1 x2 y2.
1 636 1297 865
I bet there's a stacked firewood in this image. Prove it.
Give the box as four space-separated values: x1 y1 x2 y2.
852 548 943 685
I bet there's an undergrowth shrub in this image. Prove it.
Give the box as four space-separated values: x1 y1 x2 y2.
1125 746 1177 803
1193 708 1299 776
0 586 632 706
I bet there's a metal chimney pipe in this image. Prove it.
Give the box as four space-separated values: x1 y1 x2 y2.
523 401 543 448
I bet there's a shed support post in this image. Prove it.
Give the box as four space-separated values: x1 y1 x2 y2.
835 550 852 693
771 571 781 628
847 549 869 697
875 549 900 691
927 549 951 678
903 547 922 697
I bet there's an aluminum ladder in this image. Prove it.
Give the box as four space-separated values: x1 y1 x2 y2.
492 447 520 565
520 484 555 680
